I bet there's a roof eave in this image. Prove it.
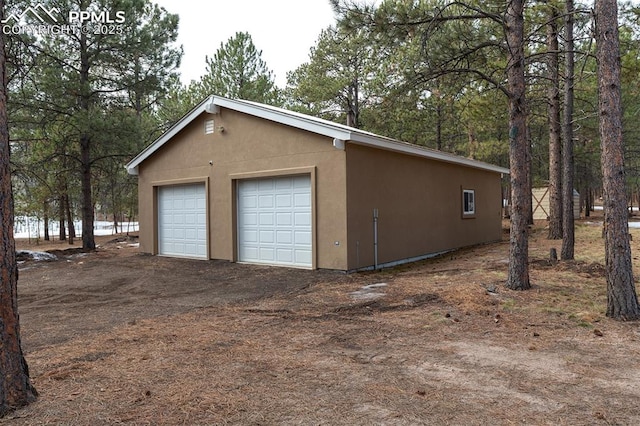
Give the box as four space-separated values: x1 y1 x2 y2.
348 133 510 175
125 96 215 176
125 94 510 176
212 96 353 141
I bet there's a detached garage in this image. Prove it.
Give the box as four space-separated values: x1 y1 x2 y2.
126 95 509 271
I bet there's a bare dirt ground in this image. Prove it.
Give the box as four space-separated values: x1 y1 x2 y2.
3 217 640 425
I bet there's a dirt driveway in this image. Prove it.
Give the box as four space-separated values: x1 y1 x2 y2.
4 225 640 425
17 236 353 352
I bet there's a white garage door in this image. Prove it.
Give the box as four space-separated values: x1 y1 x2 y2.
238 175 312 268
158 184 207 258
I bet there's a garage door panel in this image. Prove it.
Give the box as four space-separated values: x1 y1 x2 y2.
294 193 311 207
259 247 275 261
238 175 312 268
292 175 308 187
258 180 273 191
259 212 274 226
183 243 199 256
240 246 258 258
294 212 311 226
185 198 197 209
242 180 257 191
295 250 312 265
276 249 293 262
258 194 274 208
275 178 292 190
240 194 257 208
259 230 275 243
158 183 207 259
275 194 292 208
276 230 292 244
276 212 292 226
241 212 258 226
294 230 312 245
241 229 258 243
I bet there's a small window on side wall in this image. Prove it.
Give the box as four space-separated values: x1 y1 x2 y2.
462 189 475 217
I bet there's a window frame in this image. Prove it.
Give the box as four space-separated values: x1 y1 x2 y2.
462 188 476 218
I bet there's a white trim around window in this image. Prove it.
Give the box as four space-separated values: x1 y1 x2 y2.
463 189 475 217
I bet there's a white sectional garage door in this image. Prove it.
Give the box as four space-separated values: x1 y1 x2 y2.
158 184 207 259
238 175 312 268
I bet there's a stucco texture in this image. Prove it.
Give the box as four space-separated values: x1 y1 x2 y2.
345 143 503 270
137 109 348 270
135 107 503 271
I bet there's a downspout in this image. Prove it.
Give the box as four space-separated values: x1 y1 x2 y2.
373 208 379 270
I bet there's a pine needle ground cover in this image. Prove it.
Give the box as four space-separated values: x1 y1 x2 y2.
3 218 640 425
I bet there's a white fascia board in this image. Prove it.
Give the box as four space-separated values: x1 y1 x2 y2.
125 96 213 175
212 97 353 141
349 133 510 175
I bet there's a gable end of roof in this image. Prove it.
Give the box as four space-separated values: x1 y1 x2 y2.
125 95 510 176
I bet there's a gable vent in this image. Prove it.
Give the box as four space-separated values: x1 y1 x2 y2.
204 119 215 134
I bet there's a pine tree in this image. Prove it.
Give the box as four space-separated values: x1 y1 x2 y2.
595 0 640 320
199 31 280 104
0 0 37 415
9 0 181 249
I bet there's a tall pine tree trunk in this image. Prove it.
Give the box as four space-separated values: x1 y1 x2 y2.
59 195 66 241
505 0 531 290
80 134 94 249
0 5 38 413
43 199 49 241
79 30 95 250
547 4 563 239
595 0 640 320
65 194 74 245
561 0 576 260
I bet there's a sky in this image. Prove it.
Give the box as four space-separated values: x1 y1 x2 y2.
151 0 339 88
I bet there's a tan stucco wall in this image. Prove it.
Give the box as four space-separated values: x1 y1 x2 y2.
137 108 348 270
345 143 503 270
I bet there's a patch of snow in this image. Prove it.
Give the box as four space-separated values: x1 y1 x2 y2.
351 292 386 300
127 243 140 248
592 206 640 212
350 282 387 300
17 250 57 261
361 283 388 290
14 217 139 239
586 220 640 229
